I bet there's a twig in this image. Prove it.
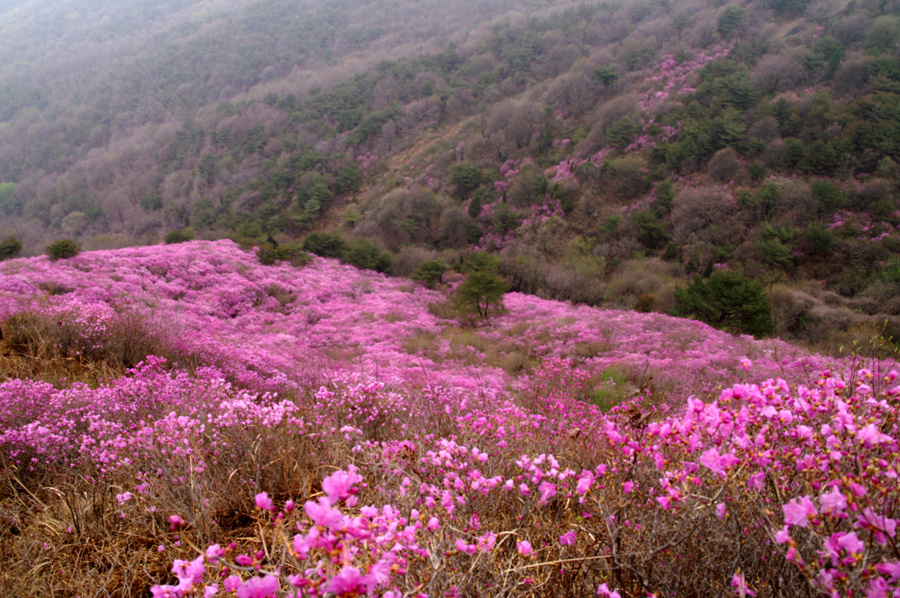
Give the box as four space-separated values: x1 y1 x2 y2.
503 553 612 573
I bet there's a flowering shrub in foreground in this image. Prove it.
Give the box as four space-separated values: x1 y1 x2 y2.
138 366 900 597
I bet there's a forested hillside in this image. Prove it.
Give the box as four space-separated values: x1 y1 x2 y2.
1 0 900 350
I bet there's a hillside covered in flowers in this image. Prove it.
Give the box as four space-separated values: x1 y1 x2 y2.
0 241 899 597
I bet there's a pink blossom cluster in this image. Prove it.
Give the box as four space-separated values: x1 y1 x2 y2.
624 122 681 154
637 45 733 113
829 210 900 241
544 158 585 185
1 242 898 596
150 363 900 597
421 163 441 191
357 152 377 172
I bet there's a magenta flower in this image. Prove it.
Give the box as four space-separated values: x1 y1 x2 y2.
560 531 577 546
517 540 534 556
254 492 274 512
476 531 496 553
866 577 889 598
783 496 817 528
236 575 279 598
538 482 557 505
576 471 595 496
856 508 897 545
223 575 243 592
774 526 791 544
874 562 900 582
167 514 183 530
699 448 726 476
322 467 362 506
150 585 180 598
731 572 756 597
819 487 847 515
323 567 365 596
172 555 205 591
304 497 345 527
205 544 225 561
597 583 622 598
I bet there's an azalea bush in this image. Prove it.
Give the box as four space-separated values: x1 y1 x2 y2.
0 241 898 597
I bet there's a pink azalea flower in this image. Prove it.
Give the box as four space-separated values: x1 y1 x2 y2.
254 492 274 512
874 561 900 582
236 575 279 598
747 471 766 492
819 487 847 515
700 448 725 476
866 577 889 598
560 531 577 546
205 544 225 561
597 583 622 598
150 585 180 598
323 567 364 597
517 540 533 556
223 575 243 592
292 534 310 559
836 531 865 555
476 531 497 552
576 471 595 496
304 497 345 527
731 572 756 597
774 526 791 544
322 466 362 506
538 481 557 505
857 508 897 546
783 496 817 528
172 555 205 590
168 514 183 530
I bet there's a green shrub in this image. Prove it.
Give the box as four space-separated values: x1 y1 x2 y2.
748 162 766 180
717 5 745 37
454 270 509 319
453 252 509 319
451 162 483 194
257 243 277 265
46 238 80 261
0 235 22 260
635 293 656 313
674 270 771 337
632 210 668 249
411 260 449 288
605 117 639 147
275 241 313 267
343 238 393 273
164 227 195 244
303 231 347 258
